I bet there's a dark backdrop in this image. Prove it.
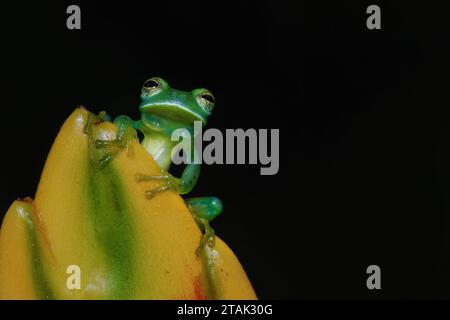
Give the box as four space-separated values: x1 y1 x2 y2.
2 1 450 299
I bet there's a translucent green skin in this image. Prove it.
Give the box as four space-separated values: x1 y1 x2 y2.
99 77 222 253
137 77 213 175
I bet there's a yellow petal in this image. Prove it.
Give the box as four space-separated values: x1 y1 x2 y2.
0 108 256 299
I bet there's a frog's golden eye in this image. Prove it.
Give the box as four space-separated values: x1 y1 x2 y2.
196 91 215 112
143 79 159 89
142 77 163 96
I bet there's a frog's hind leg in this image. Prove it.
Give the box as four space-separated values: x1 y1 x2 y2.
94 115 138 167
185 197 223 256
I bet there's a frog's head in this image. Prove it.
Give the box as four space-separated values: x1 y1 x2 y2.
139 77 215 135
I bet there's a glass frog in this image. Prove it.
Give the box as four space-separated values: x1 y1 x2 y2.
94 77 222 255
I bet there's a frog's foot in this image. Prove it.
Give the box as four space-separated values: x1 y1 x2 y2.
185 197 223 255
195 217 216 256
94 115 137 167
136 172 182 199
83 110 110 135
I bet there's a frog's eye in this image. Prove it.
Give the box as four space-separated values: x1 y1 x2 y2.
142 77 163 96
143 79 159 88
196 90 215 113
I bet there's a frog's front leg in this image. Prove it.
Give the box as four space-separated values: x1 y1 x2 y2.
136 163 201 198
95 115 139 167
185 197 223 255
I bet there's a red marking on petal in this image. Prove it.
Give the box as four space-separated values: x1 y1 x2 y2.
193 276 207 300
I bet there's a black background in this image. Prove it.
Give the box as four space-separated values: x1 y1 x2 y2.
2 1 450 299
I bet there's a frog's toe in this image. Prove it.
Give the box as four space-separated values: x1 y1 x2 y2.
196 232 216 256
144 185 172 199
194 217 216 256
95 139 119 149
139 174 181 199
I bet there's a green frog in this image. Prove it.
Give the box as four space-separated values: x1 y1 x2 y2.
94 77 222 255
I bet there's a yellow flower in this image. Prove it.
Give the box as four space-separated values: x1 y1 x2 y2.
0 108 256 300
